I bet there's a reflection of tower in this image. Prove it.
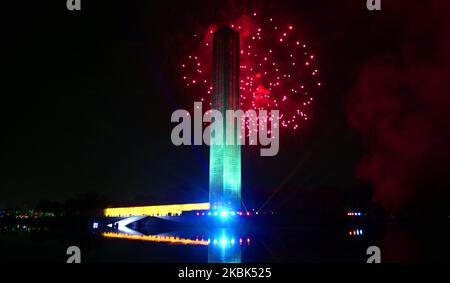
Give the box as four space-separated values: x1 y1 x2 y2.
208 228 242 263
209 26 241 211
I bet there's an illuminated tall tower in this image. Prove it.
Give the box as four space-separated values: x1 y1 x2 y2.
209 26 241 211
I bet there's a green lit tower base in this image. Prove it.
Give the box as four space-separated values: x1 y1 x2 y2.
209 26 241 212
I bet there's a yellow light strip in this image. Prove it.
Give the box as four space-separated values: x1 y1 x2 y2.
101 232 209 246
103 202 210 217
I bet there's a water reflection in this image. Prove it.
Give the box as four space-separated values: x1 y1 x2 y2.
1 219 446 262
348 228 364 237
207 228 243 263
102 232 209 245
95 222 373 263
0 224 50 233
99 225 247 263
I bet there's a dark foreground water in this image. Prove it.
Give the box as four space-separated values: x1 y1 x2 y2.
0 218 448 263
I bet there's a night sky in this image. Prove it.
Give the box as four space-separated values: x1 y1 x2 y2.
2 1 449 214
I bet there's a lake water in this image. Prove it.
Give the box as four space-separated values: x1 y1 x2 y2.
0 219 448 263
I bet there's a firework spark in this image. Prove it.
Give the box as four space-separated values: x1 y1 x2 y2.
180 13 321 132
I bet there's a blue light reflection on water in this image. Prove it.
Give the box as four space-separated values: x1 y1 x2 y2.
207 228 242 263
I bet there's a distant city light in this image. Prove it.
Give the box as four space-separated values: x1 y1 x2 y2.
347 211 364 217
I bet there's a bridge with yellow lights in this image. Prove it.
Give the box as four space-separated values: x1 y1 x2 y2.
104 202 210 217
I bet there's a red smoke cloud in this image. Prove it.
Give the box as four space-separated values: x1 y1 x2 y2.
347 1 450 213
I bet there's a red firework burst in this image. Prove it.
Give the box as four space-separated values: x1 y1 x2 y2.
180 13 321 132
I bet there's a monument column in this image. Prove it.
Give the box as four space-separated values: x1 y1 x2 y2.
209 26 241 211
